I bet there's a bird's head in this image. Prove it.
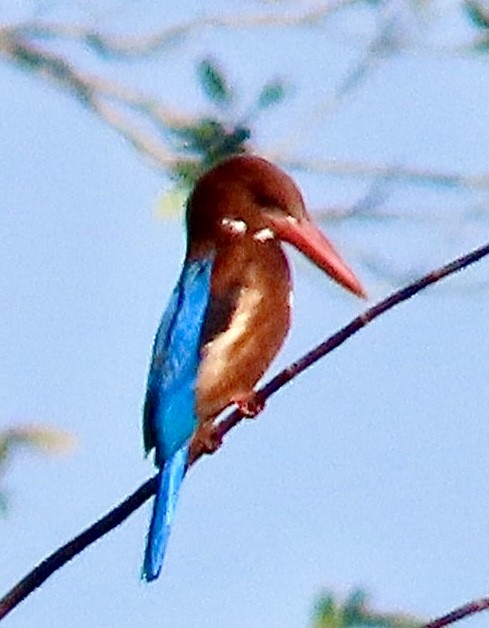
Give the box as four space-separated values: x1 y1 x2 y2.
186 155 366 298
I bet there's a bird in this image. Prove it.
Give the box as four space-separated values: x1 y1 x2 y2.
141 154 366 581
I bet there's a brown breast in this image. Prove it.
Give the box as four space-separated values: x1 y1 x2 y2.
195 238 292 421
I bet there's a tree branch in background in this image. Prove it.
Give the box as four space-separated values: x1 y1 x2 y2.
3 8 489 193
272 155 489 191
0 31 191 170
7 2 359 60
1 241 488 622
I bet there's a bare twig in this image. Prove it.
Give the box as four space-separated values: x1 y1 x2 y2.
7 1 485 64
0 478 156 621
209 241 489 447
10 1 359 59
0 31 191 170
2 22 489 188
271 155 489 191
423 596 489 628
0 241 488 621
275 5 397 152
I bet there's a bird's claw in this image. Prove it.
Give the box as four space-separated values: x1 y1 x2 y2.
235 392 265 418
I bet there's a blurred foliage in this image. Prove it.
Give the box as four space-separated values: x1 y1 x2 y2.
171 57 249 184
312 590 422 628
158 57 289 212
465 0 489 30
171 118 250 185
465 0 489 49
0 424 75 515
197 58 233 109
256 79 289 111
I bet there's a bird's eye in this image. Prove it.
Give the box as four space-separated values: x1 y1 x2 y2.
221 217 248 236
253 191 277 209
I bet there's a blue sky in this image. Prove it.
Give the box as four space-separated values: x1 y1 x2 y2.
1 2 489 627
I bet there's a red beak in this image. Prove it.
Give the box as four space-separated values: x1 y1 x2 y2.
267 214 367 299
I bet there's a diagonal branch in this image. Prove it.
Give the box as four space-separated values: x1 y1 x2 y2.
2 26 489 190
0 31 192 170
207 240 489 452
423 596 489 628
271 155 489 191
11 1 359 60
1 241 489 621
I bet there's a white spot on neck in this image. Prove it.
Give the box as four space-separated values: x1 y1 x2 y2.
221 217 247 235
253 227 275 242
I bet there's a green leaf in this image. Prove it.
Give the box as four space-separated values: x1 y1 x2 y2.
172 160 204 188
313 590 423 628
313 593 341 628
178 119 227 152
465 1 489 29
197 58 233 107
171 118 250 182
344 589 368 624
257 79 289 110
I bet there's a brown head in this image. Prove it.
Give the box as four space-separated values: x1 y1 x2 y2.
186 155 366 298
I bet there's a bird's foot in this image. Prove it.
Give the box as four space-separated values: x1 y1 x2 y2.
191 422 222 457
235 392 265 418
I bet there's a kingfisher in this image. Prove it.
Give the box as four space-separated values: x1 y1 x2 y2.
142 155 366 581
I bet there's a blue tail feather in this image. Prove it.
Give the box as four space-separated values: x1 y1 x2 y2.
142 445 188 582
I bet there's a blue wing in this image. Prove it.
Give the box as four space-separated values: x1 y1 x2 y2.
142 256 213 581
143 256 213 464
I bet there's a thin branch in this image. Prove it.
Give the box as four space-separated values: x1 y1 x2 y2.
2 26 489 188
11 1 359 59
0 478 156 621
1 241 488 621
9 2 486 64
91 99 181 168
314 205 487 225
209 240 489 447
0 31 191 170
270 155 489 191
275 5 395 152
423 596 489 628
